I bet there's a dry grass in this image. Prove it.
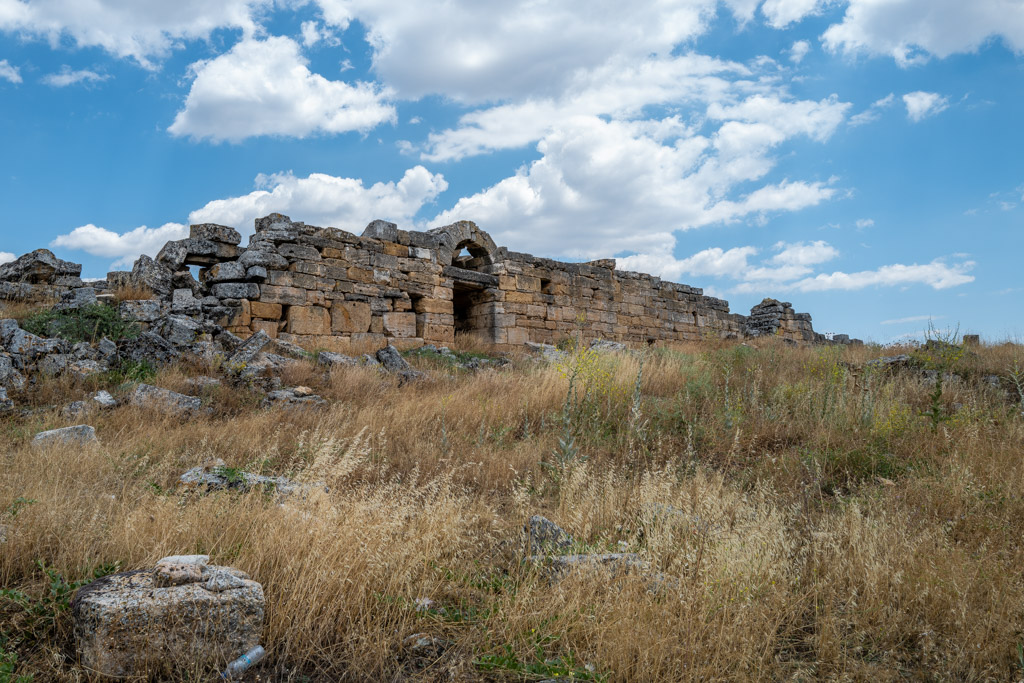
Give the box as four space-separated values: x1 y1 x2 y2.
2 338 1024 681
110 283 155 302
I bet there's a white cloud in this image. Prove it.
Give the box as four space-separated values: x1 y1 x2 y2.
0 0 265 69
315 0 735 103
422 53 749 162
881 314 943 325
0 59 21 83
822 0 1024 65
855 218 874 228
433 116 838 259
189 166 448 237
618 246 759 282
848 92 895 126
788 39 811 63
168 36 396 142
903 91 949 122
0 251 15 263
761 0 822 28
789 259 975 291
299 20 338 48
50 222 188 268
41 66 108 87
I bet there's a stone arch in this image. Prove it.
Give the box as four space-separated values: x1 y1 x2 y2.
428 221 501 268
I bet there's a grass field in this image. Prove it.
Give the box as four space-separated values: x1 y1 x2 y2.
2 331 1024 681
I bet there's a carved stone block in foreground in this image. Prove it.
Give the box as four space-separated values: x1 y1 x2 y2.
71 559 264 678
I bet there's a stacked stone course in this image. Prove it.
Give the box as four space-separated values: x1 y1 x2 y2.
1 213 860 351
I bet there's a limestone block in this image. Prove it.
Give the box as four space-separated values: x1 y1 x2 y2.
250 301 283 320
348 267 374 283
414 298 453 314
331 301 371 334
190 223 242 245
258 285 306 306
383 312 416 338
71 566 262 678
351 332 387 351
382 241 408 257
392 297 412 312
251 320 279 339
210 283 259 299
287 306 331 335
419 323 454 344
417 312 454 326
506 327 530 345
369 316 384 334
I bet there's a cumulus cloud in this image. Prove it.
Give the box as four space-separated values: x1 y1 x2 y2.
0 0 265 68
822 0 1024 65
314 0 740 102
0 59 21 83
50 222 188 268
41 66 108 87
433 116 838 259
188 166 448 236
790 259 975 291
761 0 822 28
618 246 759 282
788 39 811 63
0 251 15 263
168 36 395 143
855 218 874 228
903 91 949 122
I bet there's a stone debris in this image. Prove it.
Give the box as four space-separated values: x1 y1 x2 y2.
262 387 327 408
0 386 12 414
865 354 912 370
527 552 647 580
129 383 203 415
72 558 263 678
179 458 325 497
525 515 573 552
92 390 117 408
32 424 97 446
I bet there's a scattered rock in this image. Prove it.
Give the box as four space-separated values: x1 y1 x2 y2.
589 339 628 353
118 332 181 366
0 386 14 414
179 459 324 497
527 552 647 580
33 424 97 447
376 344 411 372
262 387 327 409
129 384 203 415
865 354 912 370
525 515 573 552
92 390 117 408
226 330 270 367
72 562 263 678
525 342 567 363
317 351 358 368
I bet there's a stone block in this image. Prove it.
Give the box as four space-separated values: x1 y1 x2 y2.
419 323 454 343
369 316 384 334
382 312 416 338
250 301 282 320
506 327 530 345
382 241 408 257
258 285 306 306
351 332 387 351
203 261 247 283
210 283 259 299
251 320 279 339
331 301 371 333
72 565 262 678
287 306 331 335
190 223 242 245
414 298 453 314
348 267 374 283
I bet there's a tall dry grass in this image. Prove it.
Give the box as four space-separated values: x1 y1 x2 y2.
2 337 1024 680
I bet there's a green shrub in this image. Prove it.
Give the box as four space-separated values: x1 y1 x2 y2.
21 304 139 344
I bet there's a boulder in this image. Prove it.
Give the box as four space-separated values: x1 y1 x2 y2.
156 315 202 346
171 288 201 316
131 255 173 297
317 351 358 368
118 332 181 366
0 354 26 390
129 384 202 415
180 458 323 496
119 299 169 323
156 240 188 271
524 515 573 552
225 330 270 367
71 561 263 678
33 424 97 446
0 249 81 284
190 223 242 246
376 344 411 372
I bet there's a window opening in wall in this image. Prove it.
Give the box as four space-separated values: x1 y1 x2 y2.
540 278 552 294
692 311 698 326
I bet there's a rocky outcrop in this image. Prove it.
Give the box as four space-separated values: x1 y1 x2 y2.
72 554 263 678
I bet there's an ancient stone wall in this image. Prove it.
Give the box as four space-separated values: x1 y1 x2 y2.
0 213 859 351
138 213 851 350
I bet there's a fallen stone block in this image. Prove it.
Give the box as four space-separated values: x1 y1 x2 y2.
118 331 181 366
72 560 263 678
226 330 270 367
524 515 573 553
129 384 203 415
119 299 169 323
33 424 97 446
179 458 325 497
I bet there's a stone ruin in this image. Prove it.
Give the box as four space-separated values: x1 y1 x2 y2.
1 213 861 351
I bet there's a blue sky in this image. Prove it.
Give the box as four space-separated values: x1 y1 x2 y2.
0 0 1021 343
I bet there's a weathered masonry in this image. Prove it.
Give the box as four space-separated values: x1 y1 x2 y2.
106 213 856 351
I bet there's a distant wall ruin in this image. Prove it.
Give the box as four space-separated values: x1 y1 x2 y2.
2 214 862 350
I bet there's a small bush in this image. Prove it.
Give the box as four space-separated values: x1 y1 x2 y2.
21 303 139 344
